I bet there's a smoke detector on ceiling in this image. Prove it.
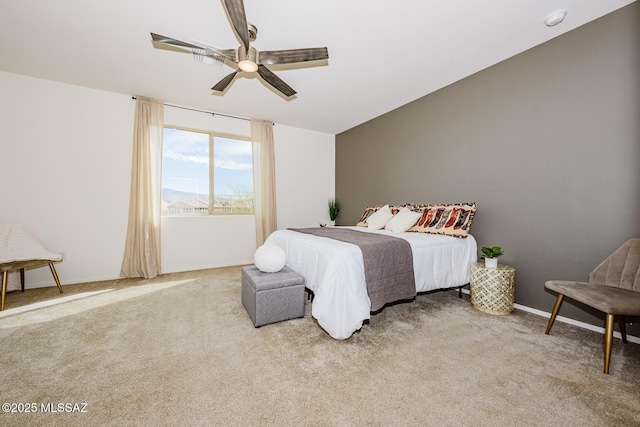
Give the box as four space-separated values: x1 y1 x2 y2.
545 10 567 27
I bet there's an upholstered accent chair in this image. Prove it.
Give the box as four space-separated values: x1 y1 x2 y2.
0 224 63 311
544 238 640 374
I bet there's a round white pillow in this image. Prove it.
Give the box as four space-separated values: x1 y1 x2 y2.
254 244 287 273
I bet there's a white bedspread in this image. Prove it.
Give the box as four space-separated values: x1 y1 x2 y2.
265 226 477 339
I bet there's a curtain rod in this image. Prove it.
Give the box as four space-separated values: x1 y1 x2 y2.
131 96 252 122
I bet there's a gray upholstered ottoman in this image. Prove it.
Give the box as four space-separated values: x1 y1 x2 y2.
241 265 305 327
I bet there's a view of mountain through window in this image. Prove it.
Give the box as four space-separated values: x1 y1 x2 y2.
162 127 253 215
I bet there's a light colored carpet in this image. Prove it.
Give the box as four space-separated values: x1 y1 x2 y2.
1 266 639 426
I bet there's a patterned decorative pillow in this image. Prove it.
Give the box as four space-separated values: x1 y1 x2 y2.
389 205 404 215
407 202 477 238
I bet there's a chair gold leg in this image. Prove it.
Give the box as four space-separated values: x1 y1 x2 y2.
604 313 614 374
545 294 564 335
48 263 63 294
1 271 7 311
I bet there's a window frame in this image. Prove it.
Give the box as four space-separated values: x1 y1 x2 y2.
162 125 254 217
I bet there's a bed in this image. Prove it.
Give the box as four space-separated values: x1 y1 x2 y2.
265 225 477 339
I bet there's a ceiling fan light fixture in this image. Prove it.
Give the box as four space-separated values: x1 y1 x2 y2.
238 59 258 73
237 45 259 72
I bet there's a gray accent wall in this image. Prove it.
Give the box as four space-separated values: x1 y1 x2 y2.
336 3 640 332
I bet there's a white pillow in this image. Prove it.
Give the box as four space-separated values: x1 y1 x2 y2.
385 207 422 233
254 244 286 272
367 204 393 230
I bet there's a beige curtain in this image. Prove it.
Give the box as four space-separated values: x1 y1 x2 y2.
120 96 164 278
251 119 277 247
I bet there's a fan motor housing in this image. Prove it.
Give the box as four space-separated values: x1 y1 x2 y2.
237 46 258 64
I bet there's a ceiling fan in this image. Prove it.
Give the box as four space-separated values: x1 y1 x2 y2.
151 0 329 98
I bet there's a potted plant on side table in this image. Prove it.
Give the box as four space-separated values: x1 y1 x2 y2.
481 246 503 269
328 198 340 226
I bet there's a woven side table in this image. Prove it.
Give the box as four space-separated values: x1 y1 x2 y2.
470 262 515 315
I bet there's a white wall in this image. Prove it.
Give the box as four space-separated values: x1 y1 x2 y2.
0 71 133 287
0 70 335 287
274 125 335 229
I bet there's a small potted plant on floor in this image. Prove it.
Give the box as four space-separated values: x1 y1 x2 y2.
328 198 340 226
481 246 503 269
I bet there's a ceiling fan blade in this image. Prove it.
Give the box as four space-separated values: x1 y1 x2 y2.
151 33 236 61
204 49 237 62
259 47 329 65
212 71 238 92
222 0 250 53
151 33 202 50
257 65 296 97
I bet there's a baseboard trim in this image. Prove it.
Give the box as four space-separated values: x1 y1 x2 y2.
514 303 640 344
459 288 640 344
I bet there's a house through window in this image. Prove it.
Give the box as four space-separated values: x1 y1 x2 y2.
161 127 253 215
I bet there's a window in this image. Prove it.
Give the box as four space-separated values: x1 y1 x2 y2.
161 127 253 215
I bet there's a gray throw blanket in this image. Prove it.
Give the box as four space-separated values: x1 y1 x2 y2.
289 227 416 311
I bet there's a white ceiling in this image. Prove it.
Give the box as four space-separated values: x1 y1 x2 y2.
0 0 635 134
